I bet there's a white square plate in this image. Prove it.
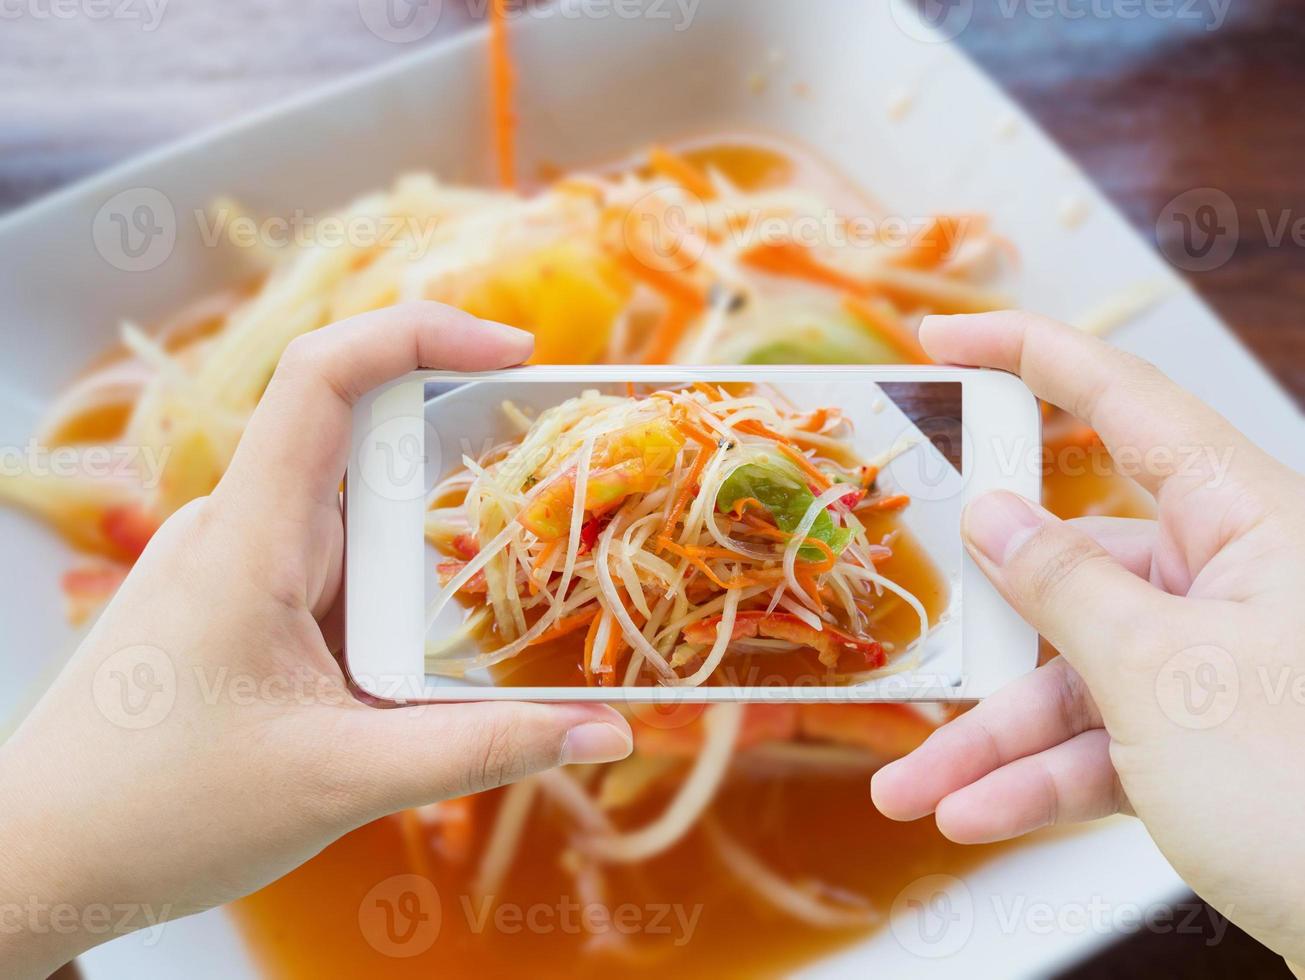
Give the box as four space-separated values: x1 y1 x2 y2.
1 0 1300 976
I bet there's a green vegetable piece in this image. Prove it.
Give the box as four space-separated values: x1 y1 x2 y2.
717 459 851 561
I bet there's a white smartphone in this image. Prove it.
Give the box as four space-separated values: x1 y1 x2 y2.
345 366 1040 703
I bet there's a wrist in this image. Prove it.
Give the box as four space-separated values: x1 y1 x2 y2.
0 737 102 978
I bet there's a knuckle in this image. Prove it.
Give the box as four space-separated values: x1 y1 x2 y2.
1033 762 1060 828
937 715 1002 775
1117 358 1175 410
1013 529 1103 613
465 713 530 794
149 495 213 545
1047 659 1096 736
278 332 325 373
1074 350 1166 425
277 330 355 404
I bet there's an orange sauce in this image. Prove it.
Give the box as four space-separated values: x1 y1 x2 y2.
1043 442 1154 520
44 403 134 446
233 769 1005 979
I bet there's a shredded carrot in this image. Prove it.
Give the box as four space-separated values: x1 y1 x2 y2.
625 381 637 398
857 493 911 514
488 0 516 190
531 539 560 579
796 566 825 613
692 381 724 402
729 496 766 519
642 301 700 364
661 539 745 561
529 607 598 647
732 417 795 448
615 251 707 311
657 422 717 538
893 215 981 269
842 294 931 365
860 464 880 490
777 443 832 492
737 513 789 541
733 513 837 570
660 445 710 538
674 417 718 451
598 614 629 686
648 145 716 200
582 611 603 685
657 538 763 591
741 241 868 294
797 537 837 572
796 407 829 433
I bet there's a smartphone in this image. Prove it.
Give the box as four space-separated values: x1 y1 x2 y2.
345 366 1040 703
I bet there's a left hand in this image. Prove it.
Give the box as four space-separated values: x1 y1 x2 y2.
0 303 633 979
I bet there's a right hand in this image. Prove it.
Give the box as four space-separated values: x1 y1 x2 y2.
871 311 1305 964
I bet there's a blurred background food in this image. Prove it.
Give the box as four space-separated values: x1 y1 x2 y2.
3 2 1303 978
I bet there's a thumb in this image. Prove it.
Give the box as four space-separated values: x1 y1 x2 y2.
335 701 632 819
963 491 1167 692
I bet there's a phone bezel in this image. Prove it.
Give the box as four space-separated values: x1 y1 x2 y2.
345 365 1040 703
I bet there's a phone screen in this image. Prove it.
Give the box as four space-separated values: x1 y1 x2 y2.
418 376 965 692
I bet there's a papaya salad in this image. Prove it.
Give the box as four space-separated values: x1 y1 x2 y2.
425 381 939 687
0 9 1158 974
0 138 1007 627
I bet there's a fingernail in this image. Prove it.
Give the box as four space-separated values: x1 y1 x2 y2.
964 491 1048 566
560 722 633 766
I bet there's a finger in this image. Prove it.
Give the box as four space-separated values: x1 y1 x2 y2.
336 701 632 818
871 657 1100 821
1070 516 1156 581
220 302 533 517
919 310 1251 496
934 729 1128 844
963 491 1172 687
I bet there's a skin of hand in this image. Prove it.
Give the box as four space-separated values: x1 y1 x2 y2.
0 303 634 978
871 311 1305 962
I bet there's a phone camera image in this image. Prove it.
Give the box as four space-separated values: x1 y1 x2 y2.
420 377 965 694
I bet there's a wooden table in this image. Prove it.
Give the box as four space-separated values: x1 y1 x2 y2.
7 2 1301 978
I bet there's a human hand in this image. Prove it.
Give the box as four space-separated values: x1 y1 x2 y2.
0 303 633 979
871 311 1305 963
